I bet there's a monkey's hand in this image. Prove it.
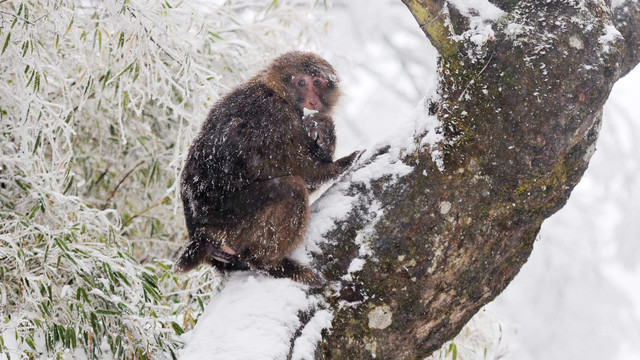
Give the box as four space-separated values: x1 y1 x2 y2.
302 113 336 161
335 150 362 173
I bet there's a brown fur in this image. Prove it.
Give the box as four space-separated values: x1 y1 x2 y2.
174 52 359 286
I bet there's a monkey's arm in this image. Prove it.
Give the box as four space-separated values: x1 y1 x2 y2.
300 150 361 189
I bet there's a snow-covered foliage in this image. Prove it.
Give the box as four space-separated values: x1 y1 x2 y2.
0 0 322 358
426 306 511 360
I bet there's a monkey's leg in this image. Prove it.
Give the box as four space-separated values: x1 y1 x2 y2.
229 176 309 261
178 176 309 269
226 176 324 286
176 172 296 274
177 176 323 285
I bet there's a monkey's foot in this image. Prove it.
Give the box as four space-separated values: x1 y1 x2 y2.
291 267 326 288
265 258 325 288
207 244 250 271
209 244 236 263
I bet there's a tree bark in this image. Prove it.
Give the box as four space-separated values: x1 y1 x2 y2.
310 1 640 359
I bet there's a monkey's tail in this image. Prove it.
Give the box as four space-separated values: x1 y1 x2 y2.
173 240 209 273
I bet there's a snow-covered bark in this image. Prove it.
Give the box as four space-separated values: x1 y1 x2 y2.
181 1 640 359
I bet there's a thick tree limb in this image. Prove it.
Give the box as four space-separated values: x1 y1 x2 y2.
308 1 640 359
614 1 640 76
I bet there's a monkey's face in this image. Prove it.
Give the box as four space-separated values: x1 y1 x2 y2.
293 74 330 114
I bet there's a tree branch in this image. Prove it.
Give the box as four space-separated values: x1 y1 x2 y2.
613 0 640 77
401 0 459 56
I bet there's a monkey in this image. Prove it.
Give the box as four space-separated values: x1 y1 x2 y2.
174 51 359 287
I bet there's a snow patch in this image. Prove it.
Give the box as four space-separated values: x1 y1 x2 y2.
611 0 627 8
583 143 597 162
350 151 413 188
338 199 383 285
447 0 505 58
290 310 333 360
347 258 366 275
180 273 321 360
569 35 584 49
412 96 445 171
599 24 622 53
291 185 357 264
449 0 504 21
303 108 319 117
505 22 529 38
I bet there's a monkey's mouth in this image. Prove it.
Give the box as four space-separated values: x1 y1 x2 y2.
297 97 325 113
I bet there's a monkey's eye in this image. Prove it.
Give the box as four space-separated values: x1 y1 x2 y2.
297 78 307 88
313 79 322 88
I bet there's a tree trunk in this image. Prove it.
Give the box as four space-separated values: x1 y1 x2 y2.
311 1 640 359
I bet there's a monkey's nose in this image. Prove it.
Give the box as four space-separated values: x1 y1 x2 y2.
308 101 318 109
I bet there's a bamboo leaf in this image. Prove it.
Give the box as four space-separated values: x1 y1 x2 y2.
170 322 184 335
26 70 35 87
1 33 10 55
32 130 42 154
117 31 125 48
266 0 279 14
207 31 223 40
15 178 30 192
64 16 74 36
112 61 134 82
102 69 111 91
63 176 74 195
25 337 36 350
96 309 120 316
33 71 40 92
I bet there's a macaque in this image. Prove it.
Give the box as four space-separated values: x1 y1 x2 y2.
174 51 359 287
